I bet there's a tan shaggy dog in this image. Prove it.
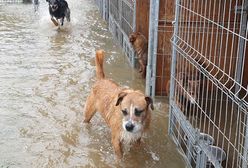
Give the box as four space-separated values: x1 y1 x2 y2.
129 32 148 78
83 50 154 158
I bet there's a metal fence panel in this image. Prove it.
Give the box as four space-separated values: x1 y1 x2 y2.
168 0 248 168
96 0 136 66
146 0 159 97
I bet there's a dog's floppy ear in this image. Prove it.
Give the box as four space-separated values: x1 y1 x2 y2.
116 92 128 106
145 97 154 110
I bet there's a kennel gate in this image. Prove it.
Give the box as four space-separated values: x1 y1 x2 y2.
165 0 248 167
95 0 136 67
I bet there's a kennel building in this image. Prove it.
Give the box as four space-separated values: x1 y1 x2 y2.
95 0 248 167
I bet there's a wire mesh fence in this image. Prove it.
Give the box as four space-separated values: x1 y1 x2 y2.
168 0 248 167
95 0 136 66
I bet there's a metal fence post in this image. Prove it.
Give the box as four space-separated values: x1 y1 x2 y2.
103 0 106 21
168 0 180 136
131 0 136 67
235 2 247 96
145 0 159 97
132 0 136 32
119 0 122 25
235 2 248 168
243 86 248 168
102 0 105 19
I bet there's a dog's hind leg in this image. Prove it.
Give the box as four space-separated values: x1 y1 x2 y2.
83 93 96 123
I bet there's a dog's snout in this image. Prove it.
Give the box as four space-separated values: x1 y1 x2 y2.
125 123 134 132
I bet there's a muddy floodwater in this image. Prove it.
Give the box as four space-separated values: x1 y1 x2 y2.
0 0 185 167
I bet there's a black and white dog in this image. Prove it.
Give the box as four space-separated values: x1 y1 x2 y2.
46 0 70 26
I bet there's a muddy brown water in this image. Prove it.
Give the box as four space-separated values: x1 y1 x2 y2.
0 0 185 167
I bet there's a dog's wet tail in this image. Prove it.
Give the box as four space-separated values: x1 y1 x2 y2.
95 50 105 80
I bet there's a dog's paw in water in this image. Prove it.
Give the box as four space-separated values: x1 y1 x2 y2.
51 18 59 26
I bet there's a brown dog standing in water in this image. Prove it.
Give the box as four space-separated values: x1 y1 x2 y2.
83 50 154 158
129 32 148 78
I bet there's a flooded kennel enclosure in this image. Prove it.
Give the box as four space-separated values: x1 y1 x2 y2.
0 0 185 167
96 0 248 168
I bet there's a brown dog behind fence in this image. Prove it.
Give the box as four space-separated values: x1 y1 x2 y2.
129 32 148 78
